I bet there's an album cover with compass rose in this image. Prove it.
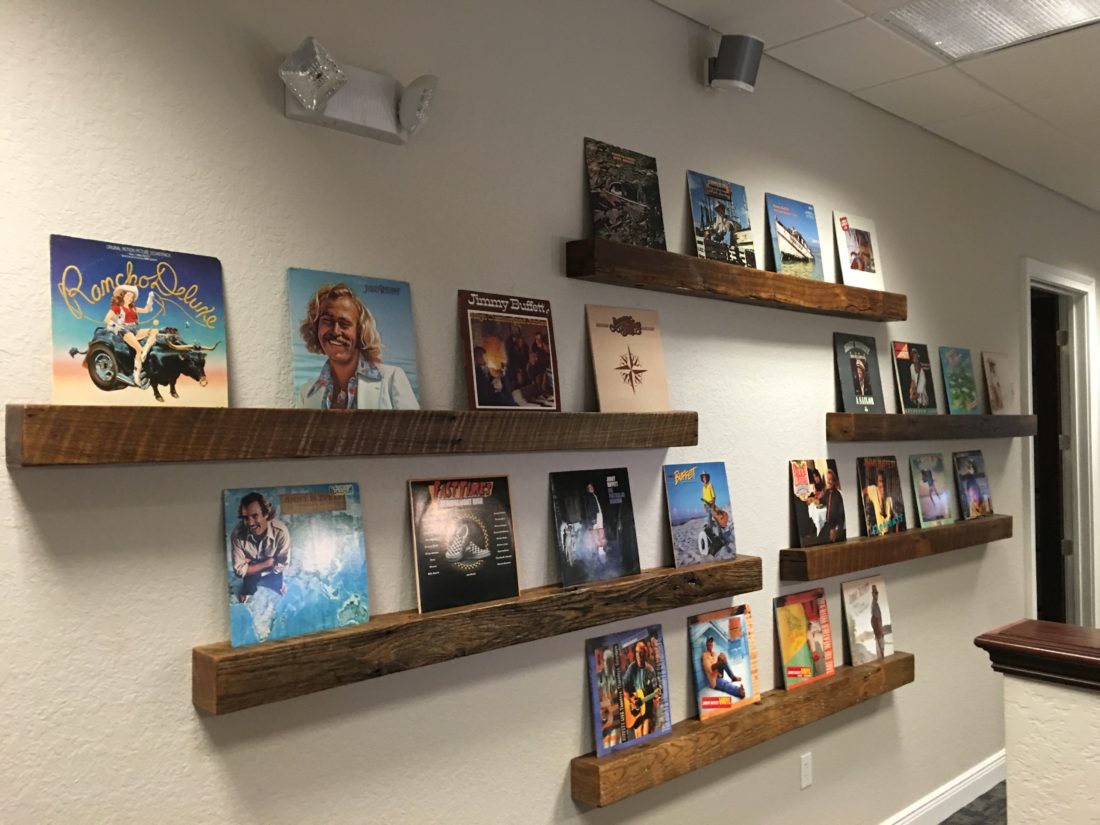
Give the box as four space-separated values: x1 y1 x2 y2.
585 304 670 412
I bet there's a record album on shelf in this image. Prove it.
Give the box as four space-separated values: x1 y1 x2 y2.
891 340 937 415
687 170 755 267
939 346 982 415
982 351 1017 414
586 624 672 757
662 461 737 566
223 483 370 647
765 192 824 280
833 211 884 290
953 450 994 519
584 137 666 250
408 476 520 612
835 332 885 413
586 305 670 412
841 575 894 666
857 456 907 536
550 467 640 588
689 604 761 721
774 588 835 690
790 458 846 547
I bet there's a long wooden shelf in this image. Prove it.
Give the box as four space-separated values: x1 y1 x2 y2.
566 237 907 322
571 651 914 807
6 404 697 466
193 555 762 715
827 412 1037 441
780 515 1012 581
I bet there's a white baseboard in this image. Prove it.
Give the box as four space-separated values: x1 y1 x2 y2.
882 750 1006 825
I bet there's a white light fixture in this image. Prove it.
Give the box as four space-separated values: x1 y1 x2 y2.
278 36 437 145
707 34 765 92
882 0 1100 60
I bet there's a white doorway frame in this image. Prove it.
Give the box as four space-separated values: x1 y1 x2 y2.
1022 258 1098 626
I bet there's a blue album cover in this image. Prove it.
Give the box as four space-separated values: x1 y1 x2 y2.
50 234 228 405
289 268 420 409
223 483 369 647
687 170 755 267
764 193 824 280
662 462 737 566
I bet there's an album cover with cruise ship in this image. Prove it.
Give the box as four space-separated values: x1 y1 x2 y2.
584 138 666 250
835 333 885 413
408 476 519 613
765 193 824 280
687 170 755 267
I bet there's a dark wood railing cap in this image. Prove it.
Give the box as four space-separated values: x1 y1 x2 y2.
975 619 1100 693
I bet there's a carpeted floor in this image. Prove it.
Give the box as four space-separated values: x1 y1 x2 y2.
940 782 1007 824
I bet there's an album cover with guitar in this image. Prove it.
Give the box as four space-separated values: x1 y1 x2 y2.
585 624 671 757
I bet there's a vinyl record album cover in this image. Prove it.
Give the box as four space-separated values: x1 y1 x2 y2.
458 290 559 411
586 624 671 756
662 462 737 566
584 138 666 250
550 467 640 587
689 605 761 721
774 588 835 690
289 268 420 409
833 211 884 290
409 476 519 612
954 450 994 519
909 453 956 528
223 483 369 647
835 333 885 413
586 305 670 412
939 347 982 415
857 456 907 536
982 351 1017 414
892 341 938 414
765 193 824 280
790 459 846 547
841 575 894 666
50 234 228 405
687 170 755 267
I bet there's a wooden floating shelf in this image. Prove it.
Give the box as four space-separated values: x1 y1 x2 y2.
571 651 914 807
780 515 1012 581
193 555 762 715
6 404 698 467
826 412 1037 442
566 237 907 322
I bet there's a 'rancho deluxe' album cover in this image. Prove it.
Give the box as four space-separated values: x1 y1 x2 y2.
50 234 228 405
408 476 520 612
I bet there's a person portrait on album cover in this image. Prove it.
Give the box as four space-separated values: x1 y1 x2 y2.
622 639 662 738
908 348 931 408
864 469 901 535
297 282 419 410
230 492 291 603
851 355 872 399
104 283 156 384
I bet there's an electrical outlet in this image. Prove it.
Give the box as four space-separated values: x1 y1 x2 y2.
800 752 813 789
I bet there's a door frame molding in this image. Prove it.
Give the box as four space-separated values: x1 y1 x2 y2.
1023 258 1097 625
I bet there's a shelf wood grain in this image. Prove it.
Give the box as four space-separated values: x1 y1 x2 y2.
826 413 1037 442
6 404 698 466
193 556 762 715
566 237 907 322
780 515 1012 581
571 651 914 807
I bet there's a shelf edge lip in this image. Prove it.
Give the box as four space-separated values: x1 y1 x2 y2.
825 412 1038 442
975 619 1100 693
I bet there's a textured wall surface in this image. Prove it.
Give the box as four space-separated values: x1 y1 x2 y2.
1005 677 1100 824
3 1 1100 823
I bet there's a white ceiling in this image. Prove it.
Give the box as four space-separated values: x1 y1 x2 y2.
657 0 1100 212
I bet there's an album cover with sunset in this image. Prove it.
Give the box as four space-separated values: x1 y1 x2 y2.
50 234 228 405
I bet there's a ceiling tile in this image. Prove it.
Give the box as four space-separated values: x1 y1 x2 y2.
855 66 1011 125
656 0 862 48
1023 89 1100 143
767 18 945 92
927 105 1100 210
957 22 1100 102
841 0 907 13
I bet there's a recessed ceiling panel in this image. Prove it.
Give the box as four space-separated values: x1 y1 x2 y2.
855 66 1011 125
1023 89 1100 143
655 0 862 47
767 18 945 92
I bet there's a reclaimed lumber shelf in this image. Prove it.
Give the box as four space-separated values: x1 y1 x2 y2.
571 651 914 807
5 404 698 466
566 238 907 322
193 555 763 715
780 515 1012 581
826 412 1037 442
